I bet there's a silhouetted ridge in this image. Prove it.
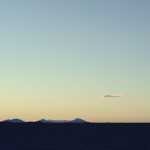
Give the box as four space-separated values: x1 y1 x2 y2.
2 119 25 123
37 119 52 123
68 118 89 123
1 118 89 123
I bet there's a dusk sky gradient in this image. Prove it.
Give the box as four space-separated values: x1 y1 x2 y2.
0 0 150 122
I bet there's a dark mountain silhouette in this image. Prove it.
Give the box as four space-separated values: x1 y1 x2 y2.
2 119 25 123
68 118 89 123
1 118 88 123
37 119 68 123
37 118 88 123
37 119 57 123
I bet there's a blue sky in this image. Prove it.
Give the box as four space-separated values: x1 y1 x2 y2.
0 0 150 122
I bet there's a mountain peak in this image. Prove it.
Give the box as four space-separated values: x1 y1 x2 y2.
1 118 89 123
2 119 25 123
38 119 52 123
70 118 88 123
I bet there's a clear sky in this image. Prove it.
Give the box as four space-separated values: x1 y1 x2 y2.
0 0 150 122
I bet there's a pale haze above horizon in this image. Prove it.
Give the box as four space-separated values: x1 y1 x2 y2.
0 0 150 122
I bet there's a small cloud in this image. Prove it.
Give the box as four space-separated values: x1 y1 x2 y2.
101 94 122 99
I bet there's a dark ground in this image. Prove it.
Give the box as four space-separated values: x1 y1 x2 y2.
0 123 150 150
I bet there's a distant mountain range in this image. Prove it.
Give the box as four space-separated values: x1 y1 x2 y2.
0 118 89 123
2 119 25 123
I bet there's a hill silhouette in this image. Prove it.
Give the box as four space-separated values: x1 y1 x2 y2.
1 118 88 123
2 119 25 123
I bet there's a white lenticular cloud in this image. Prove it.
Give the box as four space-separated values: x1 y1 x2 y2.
101 94 122 99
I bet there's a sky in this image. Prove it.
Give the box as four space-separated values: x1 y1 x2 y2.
0 0 150 122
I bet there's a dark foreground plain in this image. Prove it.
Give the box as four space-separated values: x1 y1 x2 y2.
0 123 150 150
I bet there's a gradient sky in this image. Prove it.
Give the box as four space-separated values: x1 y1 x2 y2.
0 0 150 122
